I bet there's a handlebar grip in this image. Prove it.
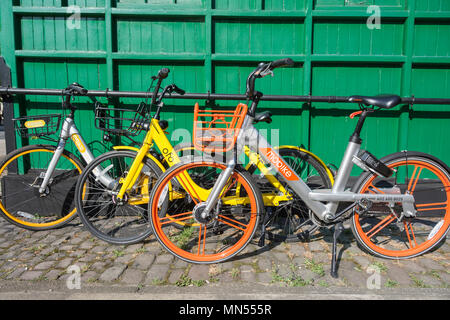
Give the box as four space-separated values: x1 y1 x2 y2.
173 84 185 95
66 83 88 95
270 58 294 69
158 68 170 79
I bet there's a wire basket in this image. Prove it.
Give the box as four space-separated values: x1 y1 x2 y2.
193 103 248 152
94 102 151 136
13 114 61 138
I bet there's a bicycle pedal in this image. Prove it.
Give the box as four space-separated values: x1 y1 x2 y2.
356 199 372 214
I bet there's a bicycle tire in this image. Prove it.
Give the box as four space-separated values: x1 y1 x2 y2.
148 158 264 264
74 150 163 245
351 151 450 259
0 144 83 230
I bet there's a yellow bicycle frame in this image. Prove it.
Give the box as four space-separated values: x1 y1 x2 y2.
113 118 333 208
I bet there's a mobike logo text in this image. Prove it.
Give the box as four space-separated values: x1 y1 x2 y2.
71 134 86 153
259 148 298 181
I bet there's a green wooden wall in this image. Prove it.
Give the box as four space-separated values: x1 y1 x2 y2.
1 0 450 173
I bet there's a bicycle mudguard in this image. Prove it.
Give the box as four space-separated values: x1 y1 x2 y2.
276 145 335 185
112 146 166 172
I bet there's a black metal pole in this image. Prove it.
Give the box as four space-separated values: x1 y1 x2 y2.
1 86 450 105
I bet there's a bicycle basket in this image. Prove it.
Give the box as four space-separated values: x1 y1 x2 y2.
13 114 61 138
94 102 151 136
193 103 248 152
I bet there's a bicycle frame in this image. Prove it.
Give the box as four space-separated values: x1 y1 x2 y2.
38 116 116 193
201 114 417 223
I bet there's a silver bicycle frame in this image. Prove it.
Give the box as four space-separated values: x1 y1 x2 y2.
204 114 417 222
38 117 115 193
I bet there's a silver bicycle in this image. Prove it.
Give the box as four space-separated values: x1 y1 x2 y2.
147 58 450 277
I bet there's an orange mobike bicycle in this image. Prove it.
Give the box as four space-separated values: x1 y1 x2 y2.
148 58 450 277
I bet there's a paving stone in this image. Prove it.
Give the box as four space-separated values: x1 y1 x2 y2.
78 253 98 263
272 251 290 263
5 267 27 280
308 241 325 252
168 269 185 284
133 253 156 270
417 257 447 271
352 255 372 270
384 264 413 287
173 259 189 269
145 264 168 284
412 274 444 288
338 266 370 288
218 270 237 283
288 243 306 257
188 264 210 281
154 254 174 265
1 260 21 271
240 265 256 282
99 264 127 282
256 272 273 284
33 261 55 271
45 269 64 281
20 270 43 281
124 243 143 253
81 271 99 283
79 241 95 250
57 258 74 269
439 271 450 285
90 262 108 272
114 254 134 265
120 268 145 285
401 261 427 274
257 257 272 272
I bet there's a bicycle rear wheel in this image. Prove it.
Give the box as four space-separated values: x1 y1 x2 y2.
149 159 263 264
74 150 162 245
0 144 83 230
351 151 450 259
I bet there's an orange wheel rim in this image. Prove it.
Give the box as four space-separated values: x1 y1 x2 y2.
355 159 450 257
152 161 258 262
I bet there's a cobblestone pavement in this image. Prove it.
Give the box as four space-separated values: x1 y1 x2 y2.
0 216 449 298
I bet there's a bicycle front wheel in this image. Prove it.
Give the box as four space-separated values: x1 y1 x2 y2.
351 151 450 259
74 150 163 245
0 144 83 230
149 159 263 264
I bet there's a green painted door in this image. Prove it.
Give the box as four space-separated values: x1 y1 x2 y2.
1 0 449 172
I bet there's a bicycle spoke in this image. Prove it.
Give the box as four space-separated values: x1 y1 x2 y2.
217 214 248 232
416 202 448 212
160 211 193 225
365 214 397 240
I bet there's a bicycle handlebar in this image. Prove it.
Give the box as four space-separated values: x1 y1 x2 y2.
151 68 170 105
246 58 294 100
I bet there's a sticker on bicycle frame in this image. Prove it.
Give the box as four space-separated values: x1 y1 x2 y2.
24 120 45 128
259 148 299 181
71 134 86 153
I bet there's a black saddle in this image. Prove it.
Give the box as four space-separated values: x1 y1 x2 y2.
254 111 272 124
349 94 401 109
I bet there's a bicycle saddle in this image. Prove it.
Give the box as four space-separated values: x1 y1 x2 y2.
349 94 401 109
254 111 272 124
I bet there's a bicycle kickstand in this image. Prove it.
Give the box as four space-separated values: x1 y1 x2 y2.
330 222 344 278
